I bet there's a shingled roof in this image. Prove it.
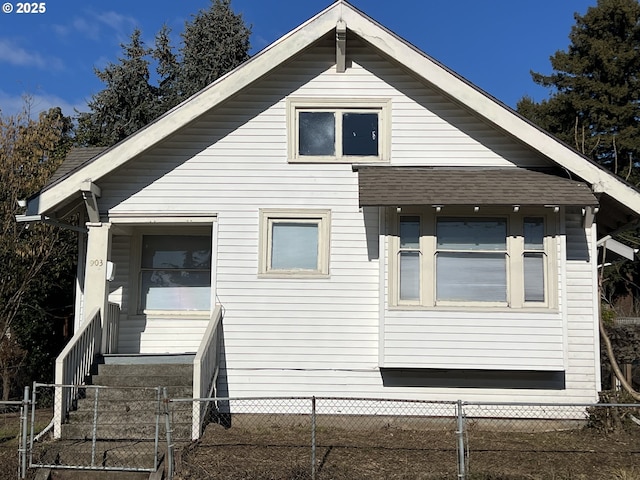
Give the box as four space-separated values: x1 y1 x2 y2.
356 167 599 207
47 147 107 187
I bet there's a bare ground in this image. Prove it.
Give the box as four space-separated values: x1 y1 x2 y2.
174 421 640 480
3 408 640 480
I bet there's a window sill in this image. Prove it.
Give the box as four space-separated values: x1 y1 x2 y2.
258 272 330 279
388 304 559 314
142 310 211 317
288 157 389 164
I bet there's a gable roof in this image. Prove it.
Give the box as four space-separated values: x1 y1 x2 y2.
27 0 640 233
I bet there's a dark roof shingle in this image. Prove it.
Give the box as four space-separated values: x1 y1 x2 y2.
46 147 108 187
356 167 598 207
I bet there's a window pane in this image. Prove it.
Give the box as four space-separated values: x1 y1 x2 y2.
524 252 545 302
140 235 212 311
524 217 544 250
141 271 211 310
437 218 506 251
436 252 506 302
400 216 420 248
142 235 211 269
271 222 319 270
299 112 335 156
342 113 378 156
400 252 420 300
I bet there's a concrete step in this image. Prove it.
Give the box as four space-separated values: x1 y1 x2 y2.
60 422 191 441
78 385 192 402
48 469 152 480
90 374 191 388
33 439 160 470
97 363 193 379
68 405 192 423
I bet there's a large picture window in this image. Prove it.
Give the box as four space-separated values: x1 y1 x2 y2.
393 210 555 308
140 235 212 311
436 218 507 303
287 98 390 162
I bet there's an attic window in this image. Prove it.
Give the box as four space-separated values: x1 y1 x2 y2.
287 97 390 163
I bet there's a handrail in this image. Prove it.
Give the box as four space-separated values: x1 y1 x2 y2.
53 308 102 438
192 304 223 440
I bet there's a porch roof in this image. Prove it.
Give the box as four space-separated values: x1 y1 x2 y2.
355 167 599 207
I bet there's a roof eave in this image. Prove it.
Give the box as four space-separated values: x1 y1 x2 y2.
30 2 347 216
31 0 640 224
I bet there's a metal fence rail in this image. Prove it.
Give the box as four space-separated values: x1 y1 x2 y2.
170 396 640 480
462 401 640 480
0 389 30 480
30 383 163 473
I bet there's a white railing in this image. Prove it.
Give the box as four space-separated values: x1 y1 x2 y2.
102 302 120 354
192 304 223 440
53 307 102 438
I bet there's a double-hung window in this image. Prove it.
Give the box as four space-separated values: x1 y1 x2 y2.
287 98 390 162
259 209 331 276
436 218 507 304
393 210 555 308
140 234 212 311
523 217 546 303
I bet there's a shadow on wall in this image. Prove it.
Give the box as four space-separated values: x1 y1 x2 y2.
381 368 566 390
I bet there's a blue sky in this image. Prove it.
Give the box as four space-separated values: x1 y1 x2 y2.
0 0 596 118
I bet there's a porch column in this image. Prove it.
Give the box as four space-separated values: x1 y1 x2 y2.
83 222 112 329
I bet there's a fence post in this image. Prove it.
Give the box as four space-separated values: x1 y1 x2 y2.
311 396 316 480
19 386 29 479
163 387 174 480
456 400 466 480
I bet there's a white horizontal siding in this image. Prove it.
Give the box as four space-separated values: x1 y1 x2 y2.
107 235 130 310
382 311 564 370
563 209 599 400
93 37 598 403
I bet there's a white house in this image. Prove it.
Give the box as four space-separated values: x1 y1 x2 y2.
23 1 640 426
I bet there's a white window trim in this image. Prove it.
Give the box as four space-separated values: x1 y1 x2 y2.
129 226 214 316
286 97 391 163
259 209 331 277
389 207 558 310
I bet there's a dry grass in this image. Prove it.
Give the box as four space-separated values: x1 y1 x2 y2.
174 419 640 480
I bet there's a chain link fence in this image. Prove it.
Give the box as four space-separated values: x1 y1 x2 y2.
0 390 29 480
29 383 163 473
170 397 640 480
5 390 640 479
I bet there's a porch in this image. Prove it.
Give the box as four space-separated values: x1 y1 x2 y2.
53 302 223 441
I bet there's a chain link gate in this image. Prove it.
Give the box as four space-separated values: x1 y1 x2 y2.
29 383 164 473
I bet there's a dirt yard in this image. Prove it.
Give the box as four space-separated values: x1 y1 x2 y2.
174 420 640 480
5 406 640 480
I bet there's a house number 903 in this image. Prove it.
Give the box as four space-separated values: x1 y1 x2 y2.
89 259 104 267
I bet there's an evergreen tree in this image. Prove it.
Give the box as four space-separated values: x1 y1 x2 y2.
178 0 251 100
76 1 251 147
76 29 156 147
517 0 640 183
152 24 181 115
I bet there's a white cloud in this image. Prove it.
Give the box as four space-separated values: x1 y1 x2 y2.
93 11 137 34
0 90 87 119
72 17 101 41
0 40 64 70
53 10 139 44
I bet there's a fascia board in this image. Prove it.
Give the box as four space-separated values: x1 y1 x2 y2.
33 5 343 215
342 8 640 217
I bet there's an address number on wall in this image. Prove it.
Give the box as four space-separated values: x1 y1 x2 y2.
89 259 104 267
